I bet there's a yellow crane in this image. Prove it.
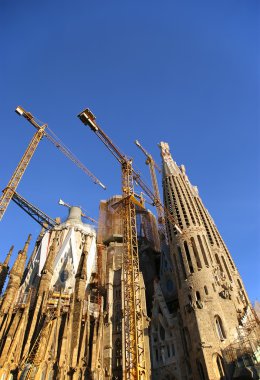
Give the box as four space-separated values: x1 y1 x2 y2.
78 108 182 380
78 108 148 380
135 140 166 239
0 106 106 221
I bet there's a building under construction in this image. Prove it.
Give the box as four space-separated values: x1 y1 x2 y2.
0 107 259 380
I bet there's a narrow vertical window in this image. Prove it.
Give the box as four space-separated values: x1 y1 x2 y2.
216 355 226 378
196 291 201 301
215 254 224 273
177 245 187 279
215 316 226 341
191 237 202 269
221 256 232 282
204 286 208 295
184 241 194 273
197 235 209 266
203 235 213 263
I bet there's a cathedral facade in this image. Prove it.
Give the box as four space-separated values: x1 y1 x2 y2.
0 142 258 380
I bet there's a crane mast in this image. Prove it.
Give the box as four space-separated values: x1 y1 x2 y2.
0 109 46 221
78 108 147 380
135 140 166 238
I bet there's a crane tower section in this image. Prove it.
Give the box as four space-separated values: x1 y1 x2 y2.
0 107 46 221
78 108 148 380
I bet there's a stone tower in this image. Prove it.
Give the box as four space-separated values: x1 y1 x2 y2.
159 142 259 380
0 245 14 294
0 206 102 380
96 195 152 380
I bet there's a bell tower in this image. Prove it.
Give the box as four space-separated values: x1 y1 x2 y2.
160 142 257 380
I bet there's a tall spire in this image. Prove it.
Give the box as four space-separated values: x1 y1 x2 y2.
0 245 14 295
0 235 32 314
3 245 14 266
160 141 253 379
159 142 180 177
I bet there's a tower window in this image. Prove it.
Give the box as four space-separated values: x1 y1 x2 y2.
184 241 194 273
215 254 224 273
215 316 226 341
177 246 187 279
191 237 202 269
197 235 209 267
221 256 232 282
237 278 242 289
204 286 208 295
213 354 226 379
203 235 213 263
212 283 216 292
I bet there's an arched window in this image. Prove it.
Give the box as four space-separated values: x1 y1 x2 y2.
191 237 202 269
184 241 194 273
221 256 232 282
215 316 226 341
177 246 187 279
197 235 209 266
213 353 226 379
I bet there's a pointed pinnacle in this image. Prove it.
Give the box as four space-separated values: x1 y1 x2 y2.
3 245 14 266
22 234 32 256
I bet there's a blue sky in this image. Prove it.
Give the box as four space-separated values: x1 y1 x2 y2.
0 0 259 301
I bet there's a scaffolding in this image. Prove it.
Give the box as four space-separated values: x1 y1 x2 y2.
222 306 260 377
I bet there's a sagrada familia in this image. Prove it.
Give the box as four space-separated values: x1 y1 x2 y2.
0 141 259 380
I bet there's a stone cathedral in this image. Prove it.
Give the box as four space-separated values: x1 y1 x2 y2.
0 142 259 380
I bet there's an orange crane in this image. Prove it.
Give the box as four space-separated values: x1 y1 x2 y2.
78 108 182 380
0 106 106 221
78 108 148 380
135 140 166 239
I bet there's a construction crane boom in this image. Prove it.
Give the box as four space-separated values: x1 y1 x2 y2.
0 106 106 221
16 106 106 190
44 128 106 189
135 140 171 241
12 191 58 229
0 116 46 221
78 108 148 380
135 141 163 219
135 140 161 173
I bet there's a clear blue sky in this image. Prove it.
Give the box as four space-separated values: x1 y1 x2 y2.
0 0 259 301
